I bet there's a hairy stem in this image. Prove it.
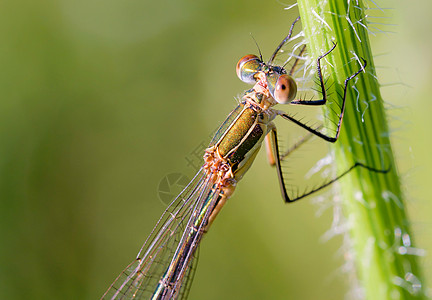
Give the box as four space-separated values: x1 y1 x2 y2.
297 1 425 299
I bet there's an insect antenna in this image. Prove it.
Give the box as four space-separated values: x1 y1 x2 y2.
249 33 263 62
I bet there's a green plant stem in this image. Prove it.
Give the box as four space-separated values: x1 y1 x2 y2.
297 1 425 299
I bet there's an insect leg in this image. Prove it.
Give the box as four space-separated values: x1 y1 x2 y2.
267 124 389 203
279 44 366 143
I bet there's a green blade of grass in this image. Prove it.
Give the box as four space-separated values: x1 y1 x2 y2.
297 1 426 299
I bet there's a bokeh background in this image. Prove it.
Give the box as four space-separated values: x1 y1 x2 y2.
0 0 430 299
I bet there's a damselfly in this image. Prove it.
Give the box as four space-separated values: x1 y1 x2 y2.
101 17 384 300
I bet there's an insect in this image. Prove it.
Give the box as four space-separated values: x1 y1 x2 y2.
101 17 384 300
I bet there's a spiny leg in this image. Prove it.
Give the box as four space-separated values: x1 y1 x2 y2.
284 162 390 202
289 42 338 106
268 124 292 202
268 125 389 203
279 43 367 142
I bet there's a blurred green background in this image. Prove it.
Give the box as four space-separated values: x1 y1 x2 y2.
0 0 430 299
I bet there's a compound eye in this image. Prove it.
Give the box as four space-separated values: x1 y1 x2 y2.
236 54 262 84
274 74 297 104
267 74 297 104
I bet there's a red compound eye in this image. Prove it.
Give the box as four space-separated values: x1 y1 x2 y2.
272 74 297 104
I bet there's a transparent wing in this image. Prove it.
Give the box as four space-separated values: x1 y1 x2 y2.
102 167 219 299
177 245 199 300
